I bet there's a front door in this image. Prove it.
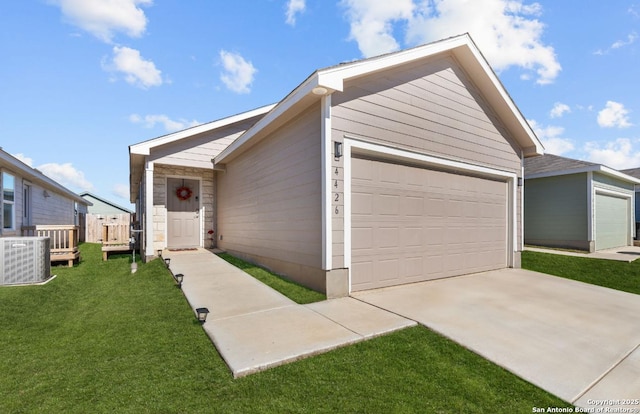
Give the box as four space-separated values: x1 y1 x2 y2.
167 178 200 249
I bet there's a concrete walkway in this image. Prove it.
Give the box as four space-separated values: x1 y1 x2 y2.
353 268 640 411
162 249 415 378
525 245 640 262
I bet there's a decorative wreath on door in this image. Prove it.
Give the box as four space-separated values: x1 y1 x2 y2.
176 186 193 201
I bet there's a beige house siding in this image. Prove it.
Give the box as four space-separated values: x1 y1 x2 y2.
331 55 523 268
332 55 521 172
151 116 264 170
151 164 215 252
217 104 324 291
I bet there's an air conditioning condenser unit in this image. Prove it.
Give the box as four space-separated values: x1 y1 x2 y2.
0 237 51 285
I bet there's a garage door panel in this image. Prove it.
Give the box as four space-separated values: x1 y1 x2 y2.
595 193 629 251
351 157 508 292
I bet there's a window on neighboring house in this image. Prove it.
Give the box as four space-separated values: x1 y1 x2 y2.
2 172 15 230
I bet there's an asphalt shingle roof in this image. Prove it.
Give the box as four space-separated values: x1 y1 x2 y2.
524 154 599 175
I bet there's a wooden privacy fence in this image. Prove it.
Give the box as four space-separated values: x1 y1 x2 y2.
21 225 80 267
86 213 131 243
101 223 131 260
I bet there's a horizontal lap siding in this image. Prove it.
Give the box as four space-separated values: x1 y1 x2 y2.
217 104 322 269
332 56 521 173
151 115 264 169
524 174 588 243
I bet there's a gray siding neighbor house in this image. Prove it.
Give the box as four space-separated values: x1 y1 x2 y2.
524 154 639 252
619 167 640 235
0 148 89 237
129 34 544 297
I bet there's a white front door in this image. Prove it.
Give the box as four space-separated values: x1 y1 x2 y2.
167 178 200 249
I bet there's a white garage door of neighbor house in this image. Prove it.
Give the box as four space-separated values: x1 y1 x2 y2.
351 157 508 292
595 193 629 251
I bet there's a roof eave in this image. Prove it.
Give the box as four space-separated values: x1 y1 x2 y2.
526 165 640 184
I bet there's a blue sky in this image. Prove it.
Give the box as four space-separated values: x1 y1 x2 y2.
1 1 639 207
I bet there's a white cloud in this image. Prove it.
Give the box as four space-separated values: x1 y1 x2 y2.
105 46 163 89
406 0 560 85
528 119 574 155
219 50 257 94
38 162 94 191
597 101 632 128
340 0 561 84
612 31 638 49
595 31 638 55
129 113 200 132
12 153 34 167
112 183 130 200
285 0 306 26
549 102 571 119
340 0 415 57
50 0 152 43
585 138 640 169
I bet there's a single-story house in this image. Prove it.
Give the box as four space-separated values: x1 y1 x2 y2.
80 192 134 243
129 33 544 297
619 167 640 236
1 148 90 237
524 154 639 252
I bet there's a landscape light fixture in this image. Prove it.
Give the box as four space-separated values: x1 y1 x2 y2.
157 249 162 257
164 257 171 268
174 273 184 288
195 307 210 324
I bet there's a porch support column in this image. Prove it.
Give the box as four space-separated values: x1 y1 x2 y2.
144 160 155 259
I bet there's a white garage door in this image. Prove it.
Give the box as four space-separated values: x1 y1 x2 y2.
351 157 508 292
595 193 629 251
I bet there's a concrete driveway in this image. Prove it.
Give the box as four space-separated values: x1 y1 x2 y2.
352 268 640 409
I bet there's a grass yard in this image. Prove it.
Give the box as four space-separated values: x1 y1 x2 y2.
216 252 326 304
522 250 640 295
0 243 571 413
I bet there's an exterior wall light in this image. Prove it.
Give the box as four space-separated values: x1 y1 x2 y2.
334 141 343 159
196 307 210 324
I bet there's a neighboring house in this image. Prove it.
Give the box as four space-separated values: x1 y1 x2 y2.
80 192 133 243
130 34 544 297
524 154 639 252
0 148 90 237
619 167 640 237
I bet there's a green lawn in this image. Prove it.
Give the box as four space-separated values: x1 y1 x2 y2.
522 250 640 295
0 243 570 413
216 252 326 304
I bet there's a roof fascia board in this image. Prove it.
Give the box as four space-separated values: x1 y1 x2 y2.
526 164 640 184
317 35 470 90
450 37 544 157
129 103 277 156
0 149 88 204
215 33 544 164
215 76 326 163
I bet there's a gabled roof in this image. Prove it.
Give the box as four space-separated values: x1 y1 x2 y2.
620 167 640 180
129 104 276 157
0 148 90 205
128 104 275 201
215 33 544 164
80 192 133 214
524 153 640 184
